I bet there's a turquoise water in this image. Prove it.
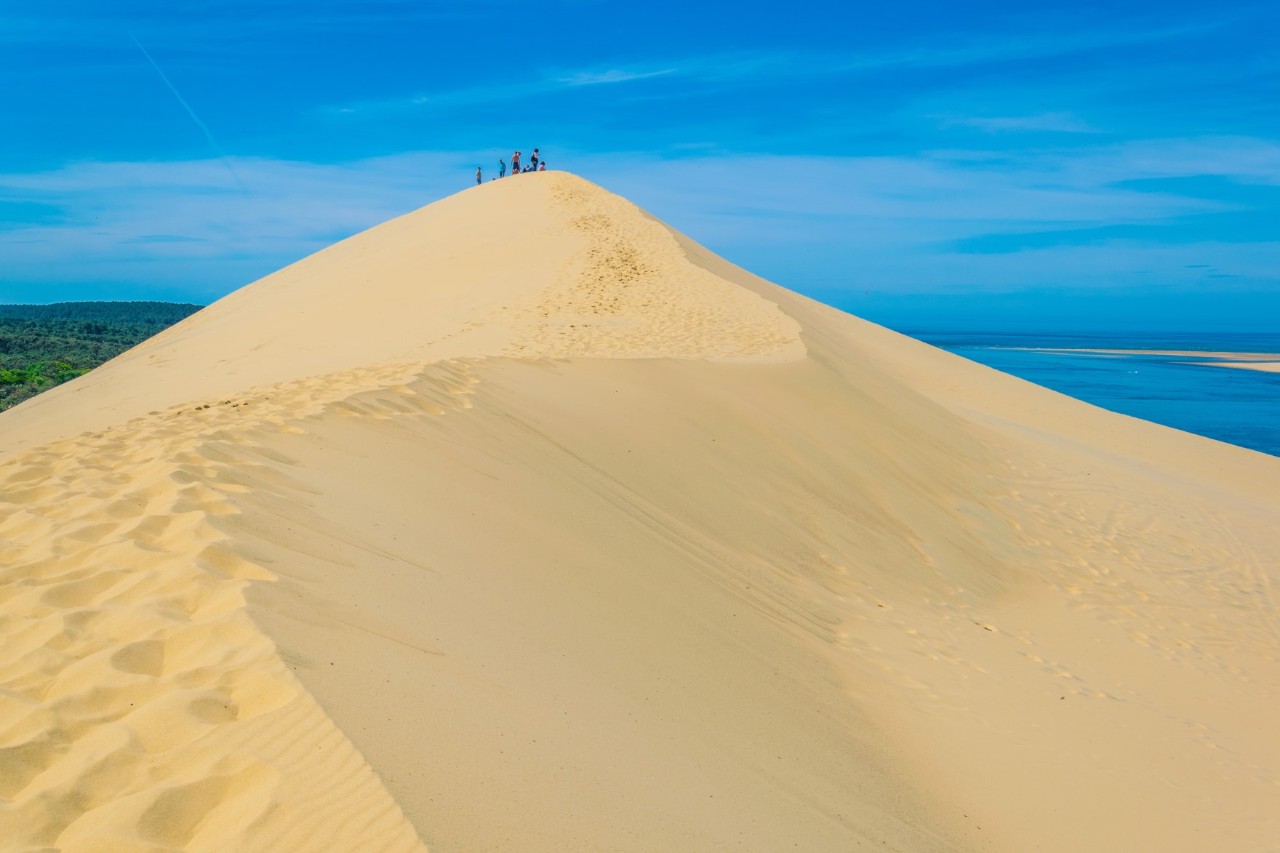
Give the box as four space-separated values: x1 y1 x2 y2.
903 331 1280 459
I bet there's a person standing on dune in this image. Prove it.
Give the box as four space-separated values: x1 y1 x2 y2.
511 151 521 174
530 149 539 170
499 159 506 178
475 166 482 185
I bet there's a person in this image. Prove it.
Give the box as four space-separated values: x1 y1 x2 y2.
538 161 546 171
511 150 520 174
475 166 482 185
530 148 540 170
499 158 506 178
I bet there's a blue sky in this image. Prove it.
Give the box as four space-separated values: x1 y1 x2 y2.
2 0 1278 331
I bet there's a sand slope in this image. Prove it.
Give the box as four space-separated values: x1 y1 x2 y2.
2 172 1278 851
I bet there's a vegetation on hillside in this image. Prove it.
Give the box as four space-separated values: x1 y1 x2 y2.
0 302 204 412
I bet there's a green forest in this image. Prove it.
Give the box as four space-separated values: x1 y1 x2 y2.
0 302 204 412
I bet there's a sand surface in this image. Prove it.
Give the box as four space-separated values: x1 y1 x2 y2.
1201 360 1280 373
2 173 1278 851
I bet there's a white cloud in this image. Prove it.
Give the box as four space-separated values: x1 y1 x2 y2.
0 153 473 299
557 67 677 86
1053 137 1280 186
2 137 1277 304
943 112 1099 134
322 63 679 117
561 142 1279 296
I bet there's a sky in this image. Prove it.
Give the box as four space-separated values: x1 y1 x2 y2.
2 0 1278 331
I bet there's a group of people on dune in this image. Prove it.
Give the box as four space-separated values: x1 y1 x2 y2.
477 148 544 183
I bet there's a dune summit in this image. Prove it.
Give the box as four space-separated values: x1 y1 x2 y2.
2 173 1278 851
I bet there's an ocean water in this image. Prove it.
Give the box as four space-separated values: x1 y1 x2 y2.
903 330 1280 459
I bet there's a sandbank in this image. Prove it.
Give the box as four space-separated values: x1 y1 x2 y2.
1199 360 1280 373
1012 346 1280 361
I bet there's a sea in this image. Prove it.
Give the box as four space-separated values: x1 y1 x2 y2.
901 330 1280 459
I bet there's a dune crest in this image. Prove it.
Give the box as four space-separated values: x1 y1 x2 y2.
503 175 803 360
0 173 801 461
2 172 1279 851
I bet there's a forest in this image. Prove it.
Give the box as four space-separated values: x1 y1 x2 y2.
0 302 203 412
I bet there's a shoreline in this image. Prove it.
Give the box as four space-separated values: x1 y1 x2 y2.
1002 347 1280 361
1001 346 1280 375
914 337 1280 458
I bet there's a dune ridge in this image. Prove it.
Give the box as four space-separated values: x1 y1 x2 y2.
0 365 429 851
2 172 1278 851
0 173 800 463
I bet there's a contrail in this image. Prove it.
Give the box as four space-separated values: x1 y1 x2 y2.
130 32 247 190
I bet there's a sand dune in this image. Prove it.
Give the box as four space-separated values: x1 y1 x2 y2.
2 172 1278 851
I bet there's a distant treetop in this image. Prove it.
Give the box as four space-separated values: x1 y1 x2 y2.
0 302 204 324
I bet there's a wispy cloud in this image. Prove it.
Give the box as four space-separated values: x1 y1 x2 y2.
0 1 520 46
6 30 1280 301
915 138 1280 188
322 62 680 117
837 19 1220 74
556 67 677 86
318 16 1227 123
942 112 1099 134
579 22 1223 91
5 134 1277 304
0 153 471 300
560 138 1280 296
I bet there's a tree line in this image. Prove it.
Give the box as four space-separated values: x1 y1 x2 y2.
0 302 203 412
